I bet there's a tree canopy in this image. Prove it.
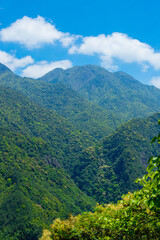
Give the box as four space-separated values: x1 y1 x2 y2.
48 121 160 240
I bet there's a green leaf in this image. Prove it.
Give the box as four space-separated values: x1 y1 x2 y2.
148 156 153 163
149 199 155 208
151 136 157 143
147 164 155 173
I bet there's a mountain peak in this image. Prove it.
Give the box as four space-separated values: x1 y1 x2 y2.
37 67 64 83
0 63 12 74
39 64 112 91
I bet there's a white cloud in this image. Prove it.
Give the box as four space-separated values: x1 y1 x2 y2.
0 50 34 71
100 55 118 71
2 16 160 74
0 16 76 49
141 64 150 72
69 32 160 71
21 60 72 78
60 33 82 47
150 76 160 89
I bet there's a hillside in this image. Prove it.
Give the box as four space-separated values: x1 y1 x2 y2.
0 63 120 140
100 113 160 193
1 63 160 239
0 127 95 240
46 151 160 240
40 65 160 122
70 112 160 204
0 85 96 170
0 86 96 239
1 64 160 202
1 64 160 205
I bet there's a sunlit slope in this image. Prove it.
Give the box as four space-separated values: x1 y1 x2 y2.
0 63 120 140
40 64 160 122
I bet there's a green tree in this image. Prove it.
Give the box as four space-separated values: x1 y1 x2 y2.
49 120 160 240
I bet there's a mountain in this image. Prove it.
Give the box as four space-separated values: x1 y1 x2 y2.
0 64 120 140
0 127 95 240
40 65 160 122
0 85 97 174
1 63 160 203
0 86 96 239
70 112 160 204
100 113 160 193
0 63 11 74
3 63 160 141
38 65 102 91
1 63 160 238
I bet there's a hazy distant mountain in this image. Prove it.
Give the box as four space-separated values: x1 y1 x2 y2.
38 65 103 91
40 65 160 122
0 63 120 140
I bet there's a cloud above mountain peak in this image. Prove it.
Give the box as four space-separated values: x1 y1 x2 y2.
69 32 160 71
1 16 160 83
0 16 76 49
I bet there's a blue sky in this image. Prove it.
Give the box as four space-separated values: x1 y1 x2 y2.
1 0 160 87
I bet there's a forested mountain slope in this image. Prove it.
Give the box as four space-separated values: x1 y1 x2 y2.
47 148 160 240
100 113 160 192
40 65 160 122
0 85 98 172
0 86 96 239
0 63 119 140
1 64 160 204
70 112 160 204
0 127 95 240
1 63 160 239
1 64 160 205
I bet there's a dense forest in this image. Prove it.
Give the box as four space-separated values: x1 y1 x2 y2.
47 142 160 239
0 63 160 239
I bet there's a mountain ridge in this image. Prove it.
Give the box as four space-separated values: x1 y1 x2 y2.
38 64 160 122
0 63 121 140
0 63 12 74
1 63 160 239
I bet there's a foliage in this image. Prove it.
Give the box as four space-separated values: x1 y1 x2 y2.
0 127 95 239
1 64 160 205
0 86 96 239
100 113 160 194
1 64 160 239
50 197 160 240
69 113 160 204
0 85 95 172
39 230 51 240
72 146 121 204
49 121 160 240
0 186 43 240
136 122 160 211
